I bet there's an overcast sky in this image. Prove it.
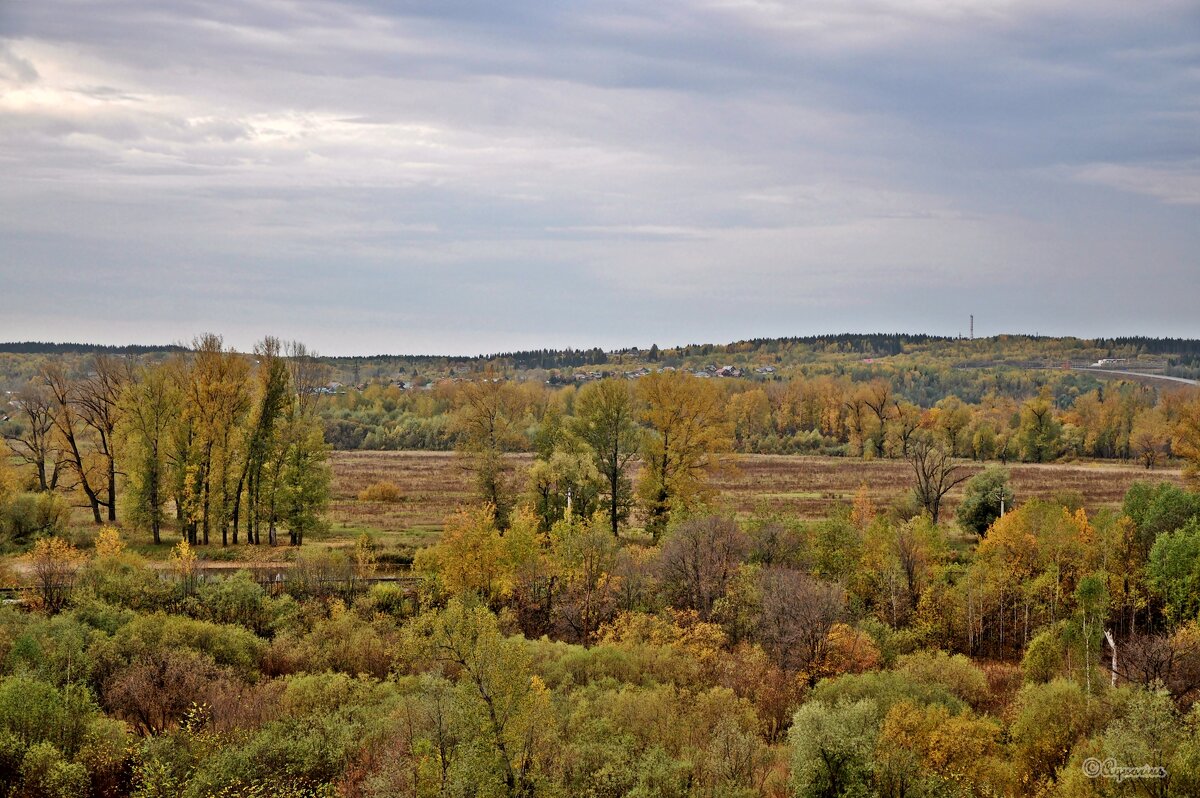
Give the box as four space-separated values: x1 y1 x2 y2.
1 1 1197 355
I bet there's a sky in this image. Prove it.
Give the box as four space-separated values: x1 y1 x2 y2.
1 1 1198 356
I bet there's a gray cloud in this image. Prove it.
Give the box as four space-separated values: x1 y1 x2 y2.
0 0 1197 354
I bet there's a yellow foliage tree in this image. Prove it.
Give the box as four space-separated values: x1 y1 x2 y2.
169 538 199 595
1175 392 1200 487
878 700 1006 793
415 504 514 604
93 525 126 559
822 623 881 678
26 536 85 613
637 371 732 536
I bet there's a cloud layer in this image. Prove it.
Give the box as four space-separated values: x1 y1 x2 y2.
1 1 1197 354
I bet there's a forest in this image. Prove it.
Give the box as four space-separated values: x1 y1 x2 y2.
1 336 1200 796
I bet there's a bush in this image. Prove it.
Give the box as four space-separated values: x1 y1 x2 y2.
897 650 990 709
0 492 69 548
92 612 266 683
1010 679 1111 784
809 669 965 716
19 742 90 798
1022 625 1066 683
357 481 404 503
789 699 877 798
0 675 111 760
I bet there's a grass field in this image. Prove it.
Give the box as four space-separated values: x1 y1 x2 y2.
35 451 1183 565
326 450 1183 556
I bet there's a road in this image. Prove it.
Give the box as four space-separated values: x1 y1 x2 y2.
1072 367 1198 387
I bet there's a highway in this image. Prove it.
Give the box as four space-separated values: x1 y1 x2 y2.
1072 367 1198 387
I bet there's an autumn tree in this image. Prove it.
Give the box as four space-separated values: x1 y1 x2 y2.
1131 408 1170 470
571 378 640 535
415 505 512 605
932 395 972 456
178 335 252 545
121 361 179 544
906 432 969 524
452 376 526 528
550 515 620 643
1175 391 1200 487
637 371 732 536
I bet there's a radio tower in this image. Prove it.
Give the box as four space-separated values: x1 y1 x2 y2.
970 315 974 340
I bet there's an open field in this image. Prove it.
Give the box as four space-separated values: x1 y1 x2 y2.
328 450 1184 547
36 451 1183 565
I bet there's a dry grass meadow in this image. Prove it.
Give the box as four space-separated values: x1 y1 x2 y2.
327 450 1183 555
32 450 1184 566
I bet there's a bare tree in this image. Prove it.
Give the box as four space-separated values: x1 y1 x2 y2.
906 432 970 524
42 363 108 523
756 567 845 679
1115 632 1200 708
103 650 229 735
2 382 62 491
861 379 893 456
74 354 127 522
658 515 750 620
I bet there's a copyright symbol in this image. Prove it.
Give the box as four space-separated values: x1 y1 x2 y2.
1083 758 1103 778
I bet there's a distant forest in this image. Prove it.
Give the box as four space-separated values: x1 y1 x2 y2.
4 333 1200 361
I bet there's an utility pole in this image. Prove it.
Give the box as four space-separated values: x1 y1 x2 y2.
970 315 974 340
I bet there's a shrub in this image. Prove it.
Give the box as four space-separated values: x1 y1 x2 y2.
357 481 404 503
0 492 69 548
92 612 265 683
897 650 990 709
789 699 877 798
18 742 90 798
1022 625 1066 683
810 669 965 717
25 537 86 614
1010 679 1111 785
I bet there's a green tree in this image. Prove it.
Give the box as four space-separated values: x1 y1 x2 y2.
572 378 640 535
788 699 877 798
407 600 556 797
525 439 604 531
1148 519 1200 626
121 362 179 544
1019 396 1062 463
956 466 1014 535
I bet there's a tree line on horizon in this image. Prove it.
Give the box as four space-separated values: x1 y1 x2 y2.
326 369 1200 481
